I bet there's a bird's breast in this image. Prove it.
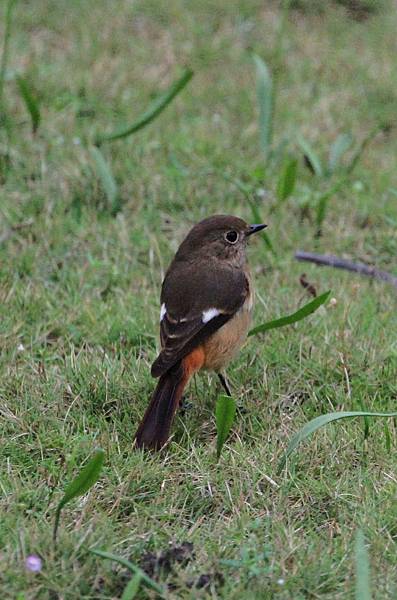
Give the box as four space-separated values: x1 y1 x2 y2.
202 289 253 372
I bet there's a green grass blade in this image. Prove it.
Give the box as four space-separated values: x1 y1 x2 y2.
278 411 397 474
355 529 372 600
95 68 193 144
59 448 105 508
346 128 379 175
328 132 353 174
89 146 120 214
260 230 275 253
0 0 16 115
315 178 346 232
53 448 105 542
248 290 330 337
90 549 164 595
276 157 298 202
121 574 143 600
216 395 237 460
16 76 40 133
358 398 370 440
298 136 323 177
252 54 273 155
384 422 391 453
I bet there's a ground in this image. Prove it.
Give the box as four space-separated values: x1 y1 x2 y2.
1 0 397 598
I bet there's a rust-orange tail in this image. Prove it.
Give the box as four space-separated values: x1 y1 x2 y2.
135 348 205 451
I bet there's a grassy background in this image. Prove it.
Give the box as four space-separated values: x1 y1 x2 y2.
1 0 397 598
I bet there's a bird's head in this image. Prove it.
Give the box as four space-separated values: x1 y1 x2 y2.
175 214 267 266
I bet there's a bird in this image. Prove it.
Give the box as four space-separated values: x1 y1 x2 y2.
134 214 267 450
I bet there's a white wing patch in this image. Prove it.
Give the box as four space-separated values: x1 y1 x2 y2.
202 307 221 323
246 292 253 311
160 303 166 322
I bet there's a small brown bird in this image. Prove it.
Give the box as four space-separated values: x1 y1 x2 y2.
135 214 267 450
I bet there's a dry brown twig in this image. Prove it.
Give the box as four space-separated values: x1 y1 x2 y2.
295 251 397 290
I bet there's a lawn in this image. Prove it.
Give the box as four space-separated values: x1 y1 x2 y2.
1 0 397 598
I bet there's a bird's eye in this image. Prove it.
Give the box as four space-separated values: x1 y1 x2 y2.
225 230 239 244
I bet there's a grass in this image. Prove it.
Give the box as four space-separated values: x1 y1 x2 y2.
1 0 397 598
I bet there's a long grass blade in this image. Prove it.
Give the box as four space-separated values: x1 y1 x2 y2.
121 574 143 600
95 68 193 144
298 136 323 177
53 448 105 542
346 128 379 175
0 0 16 114
252 54 273 156
278 411 397 473
315 178 346 232
249 290 330 337
384 422 391 453
216 395 237 460
90 549 164 595
276 157 298 202
358 398 370 440
89 146 120 215
16 76 40 133
328 132 353 174
355 529 372 600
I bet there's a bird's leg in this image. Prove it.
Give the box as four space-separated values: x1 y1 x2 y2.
179 395 193 414
218 372 232 396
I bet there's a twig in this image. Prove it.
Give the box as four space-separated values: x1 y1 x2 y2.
295 251 397 289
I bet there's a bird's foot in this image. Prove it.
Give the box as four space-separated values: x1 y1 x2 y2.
179 396 193 415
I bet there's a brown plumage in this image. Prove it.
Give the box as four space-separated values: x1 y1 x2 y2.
134 215 266 451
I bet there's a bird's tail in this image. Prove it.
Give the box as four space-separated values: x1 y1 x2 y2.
134 361 187 451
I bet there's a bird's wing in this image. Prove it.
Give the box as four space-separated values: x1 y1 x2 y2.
151 262 249 377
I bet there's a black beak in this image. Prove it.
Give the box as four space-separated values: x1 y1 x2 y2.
247 223 267 236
